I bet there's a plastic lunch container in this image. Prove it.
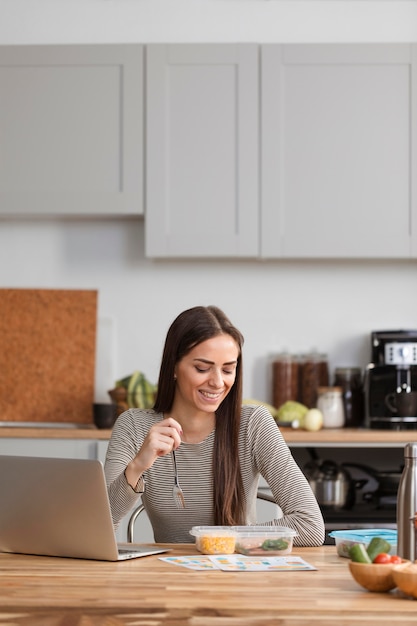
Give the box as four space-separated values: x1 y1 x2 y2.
233 526 297 556
189 526 238 555
329 529 398 558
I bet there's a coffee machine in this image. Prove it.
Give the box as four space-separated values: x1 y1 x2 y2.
365 330 417 430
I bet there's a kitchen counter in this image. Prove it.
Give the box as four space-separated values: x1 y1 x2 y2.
0 545 415 625
0 424 112 440
0 424 415 447
279 427 417 448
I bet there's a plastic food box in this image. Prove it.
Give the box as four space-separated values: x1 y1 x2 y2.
329 529 398 558
232 526 297 556
190 526 238 555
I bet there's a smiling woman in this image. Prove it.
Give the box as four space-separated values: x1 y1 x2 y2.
104 305 325 546
169 334 239 443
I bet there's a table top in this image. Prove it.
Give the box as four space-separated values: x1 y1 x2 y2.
0 545 416 625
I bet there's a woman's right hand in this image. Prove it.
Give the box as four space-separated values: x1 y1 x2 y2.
125 417 182 487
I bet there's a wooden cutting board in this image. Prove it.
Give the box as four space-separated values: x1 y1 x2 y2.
0 288 97 424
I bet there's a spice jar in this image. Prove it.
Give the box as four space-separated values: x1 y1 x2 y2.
333 367 364 427
299 352 329 409
317 386 345 428
272 353 299 409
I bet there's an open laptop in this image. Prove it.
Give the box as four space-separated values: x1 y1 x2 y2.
0 455 170 561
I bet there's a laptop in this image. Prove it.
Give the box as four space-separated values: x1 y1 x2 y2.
0 455 170 561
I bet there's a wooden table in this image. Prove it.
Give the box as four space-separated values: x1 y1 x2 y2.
0 545 416 625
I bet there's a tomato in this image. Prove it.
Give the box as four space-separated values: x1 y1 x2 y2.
373 552 391 564
389 555 402 564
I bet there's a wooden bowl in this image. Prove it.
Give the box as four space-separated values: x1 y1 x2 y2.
392 562 417 598
348 561 398 593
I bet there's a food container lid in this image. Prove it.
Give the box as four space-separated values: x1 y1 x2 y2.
329 528 397 542
318 386 343 394
232 525 297 537
189 526 238 538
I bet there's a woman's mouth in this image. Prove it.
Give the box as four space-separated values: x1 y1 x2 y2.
200 390 222 400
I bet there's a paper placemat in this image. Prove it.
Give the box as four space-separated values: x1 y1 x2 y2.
160 554 316 572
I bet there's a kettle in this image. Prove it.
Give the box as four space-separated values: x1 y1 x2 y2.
304 449 367 510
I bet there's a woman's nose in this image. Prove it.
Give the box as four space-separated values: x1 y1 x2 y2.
208 369 223 388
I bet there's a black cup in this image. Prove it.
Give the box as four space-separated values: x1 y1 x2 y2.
93 403 117 429
385 391 417 417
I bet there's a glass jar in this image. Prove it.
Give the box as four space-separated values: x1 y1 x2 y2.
317 386 345 428
272 353 299 409
333 367 364 427
299 352 329 409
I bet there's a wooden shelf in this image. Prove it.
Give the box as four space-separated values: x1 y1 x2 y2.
0 425 415 447
280 427 417 448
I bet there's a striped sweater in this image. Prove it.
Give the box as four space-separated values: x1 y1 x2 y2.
104 404 325 545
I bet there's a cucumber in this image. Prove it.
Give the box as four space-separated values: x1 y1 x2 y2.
366 537 391 562
349 543 372 563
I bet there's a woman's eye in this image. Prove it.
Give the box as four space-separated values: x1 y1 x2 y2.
195 366 235 375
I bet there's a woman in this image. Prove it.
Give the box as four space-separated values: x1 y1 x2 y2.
104 305 325 545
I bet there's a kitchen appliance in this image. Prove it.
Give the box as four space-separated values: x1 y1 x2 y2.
299 448 400 544
304 449 367 510
365 330 417 430
321 461 399 543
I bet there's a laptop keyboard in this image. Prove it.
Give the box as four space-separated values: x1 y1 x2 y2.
118 548 142 554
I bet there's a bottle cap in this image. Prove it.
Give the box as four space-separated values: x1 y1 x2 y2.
404 442 417 458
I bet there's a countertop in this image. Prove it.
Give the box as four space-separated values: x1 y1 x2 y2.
0 545 415 625
0 424 416 447
0 424 112 439
279 427 417 448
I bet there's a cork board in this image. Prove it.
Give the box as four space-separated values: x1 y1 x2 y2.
0 289 97 424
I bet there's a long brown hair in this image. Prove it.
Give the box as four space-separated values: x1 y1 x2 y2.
153 305 245 525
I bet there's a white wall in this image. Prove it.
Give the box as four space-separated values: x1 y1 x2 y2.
1 218 416 404
1 0 417 405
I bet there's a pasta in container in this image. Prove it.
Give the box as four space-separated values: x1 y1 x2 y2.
189 527 237 555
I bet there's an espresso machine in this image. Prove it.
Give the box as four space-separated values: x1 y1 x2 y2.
365 330 417 430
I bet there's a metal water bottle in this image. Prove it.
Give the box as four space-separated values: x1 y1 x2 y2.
397 442 417 560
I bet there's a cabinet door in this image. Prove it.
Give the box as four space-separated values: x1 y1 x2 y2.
0 45 143 216
261 44 414 258
146 44 258 257
0 438 97 459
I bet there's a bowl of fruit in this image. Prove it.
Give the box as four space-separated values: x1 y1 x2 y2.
348 536 408 593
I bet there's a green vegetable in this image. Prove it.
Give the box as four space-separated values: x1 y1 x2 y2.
115 371 157 409
349 543 372 563
366 537 391 562
276 401 309 426
261 538 289 551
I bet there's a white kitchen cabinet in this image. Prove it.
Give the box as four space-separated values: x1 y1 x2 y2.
145 44 259 258
146 43 416 259
261 44 416 259
0 45 143 216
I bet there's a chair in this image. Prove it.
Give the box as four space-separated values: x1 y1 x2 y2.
126 489 277 542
